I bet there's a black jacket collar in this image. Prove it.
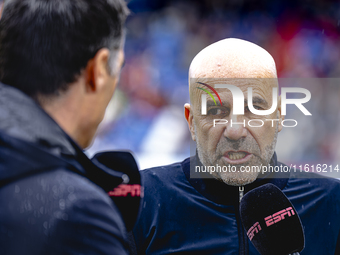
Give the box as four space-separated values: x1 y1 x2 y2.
0 83 75 155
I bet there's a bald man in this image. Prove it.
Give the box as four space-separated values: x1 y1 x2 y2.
132 39 340 255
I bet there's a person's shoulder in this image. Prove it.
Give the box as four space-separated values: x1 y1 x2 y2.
141 157 189 180
38 167 114 201
0 168 129 255
44 168 124 219
139 157 191 197
289 169 340 183
286 168 340 195
6 167 122 222
47 170 129 254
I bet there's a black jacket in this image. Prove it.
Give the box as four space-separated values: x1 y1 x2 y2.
133 155 340 255
0 83 141 255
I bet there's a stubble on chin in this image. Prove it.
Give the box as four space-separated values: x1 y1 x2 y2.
195 125 279 187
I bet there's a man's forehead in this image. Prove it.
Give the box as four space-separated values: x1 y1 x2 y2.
190 78 278 99
192 77 277 87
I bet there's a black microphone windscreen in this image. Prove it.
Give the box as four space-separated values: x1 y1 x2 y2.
240 184 304 255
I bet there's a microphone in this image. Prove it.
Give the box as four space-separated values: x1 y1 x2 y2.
240 184 304 255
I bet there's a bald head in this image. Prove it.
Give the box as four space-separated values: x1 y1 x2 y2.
185 38 283 186
189 38 277 80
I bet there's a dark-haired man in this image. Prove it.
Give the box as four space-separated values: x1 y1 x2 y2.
0 0 141 254
132 38 340 254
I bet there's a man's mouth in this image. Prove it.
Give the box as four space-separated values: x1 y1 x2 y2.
223 151 252 164
228 151 247 160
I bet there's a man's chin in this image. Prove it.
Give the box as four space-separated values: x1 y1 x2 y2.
215 172 258 187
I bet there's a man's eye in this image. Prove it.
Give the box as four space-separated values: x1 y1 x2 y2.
245 105 262 112
207 107 228 116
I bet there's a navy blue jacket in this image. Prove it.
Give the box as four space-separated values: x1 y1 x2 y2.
0 83 141 255
133 156 340 255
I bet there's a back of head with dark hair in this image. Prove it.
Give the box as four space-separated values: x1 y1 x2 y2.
0 0 129 98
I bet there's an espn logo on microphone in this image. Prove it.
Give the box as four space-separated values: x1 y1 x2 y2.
246 206 297 240
247 222 262 241
265 207 295 227
108 184 142 197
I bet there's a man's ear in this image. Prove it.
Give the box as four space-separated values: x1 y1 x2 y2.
277 95 285 132
184 103 196 141
85 48 111 93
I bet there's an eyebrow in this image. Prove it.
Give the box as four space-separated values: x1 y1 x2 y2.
245 96 268 107
206 96 269 108
206 101 225 107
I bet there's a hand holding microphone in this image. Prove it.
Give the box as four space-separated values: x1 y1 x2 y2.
240 184 305 255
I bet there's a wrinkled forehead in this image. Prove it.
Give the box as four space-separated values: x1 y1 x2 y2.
189 77 279 108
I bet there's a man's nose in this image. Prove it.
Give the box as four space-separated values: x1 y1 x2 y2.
223 115 247 141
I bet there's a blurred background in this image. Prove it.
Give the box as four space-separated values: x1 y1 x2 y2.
86 0 340 171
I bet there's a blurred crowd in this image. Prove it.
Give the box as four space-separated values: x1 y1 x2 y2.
87 0 340 171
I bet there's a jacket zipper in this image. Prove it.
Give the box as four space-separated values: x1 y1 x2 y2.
237 186 248 255
239 186 244 202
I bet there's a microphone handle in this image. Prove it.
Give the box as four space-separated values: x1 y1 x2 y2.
289 253 300 255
